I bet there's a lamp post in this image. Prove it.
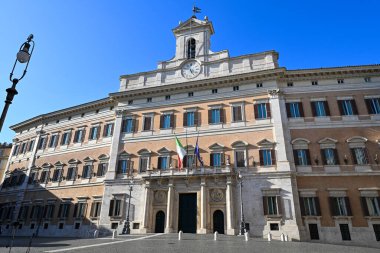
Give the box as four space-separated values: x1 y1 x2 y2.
238 172 246 235
122 176 134 234
0 34 35 132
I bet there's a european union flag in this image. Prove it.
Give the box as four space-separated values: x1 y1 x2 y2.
194 136 203 167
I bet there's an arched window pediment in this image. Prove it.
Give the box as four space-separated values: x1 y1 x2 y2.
68 159 80 165
291 138 310 145
54 161 65 167
41 163 53 168
257 139 275 147
83 157 95 163
346 136 368 143
98 154 110 160
138 148 151 155
119 151 131 158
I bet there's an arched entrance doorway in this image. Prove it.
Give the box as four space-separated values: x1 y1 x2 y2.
155 211 165 233
213 210 224 234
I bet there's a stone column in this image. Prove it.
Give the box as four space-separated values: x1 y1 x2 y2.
106 109 124 180
199 177 207 234
226 176 236 235
141 181 152 233
165 179 174 233
268 89 292 172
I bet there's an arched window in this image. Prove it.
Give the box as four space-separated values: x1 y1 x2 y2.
187 38 196 59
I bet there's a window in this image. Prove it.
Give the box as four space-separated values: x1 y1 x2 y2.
52 168 63 182
48 134 59 148
208 108 224 124
373 224 380 241
210 153 222 167
235 150 246 167
293 149 311 166
337 79 344 84
338 99 358 116
128 100 133 105
73 129 85 143
339 224 351 241
259 150 276 166
300 197 320 216
43 204 56 219
82 165 93 179
30 205 43 220
158 156 169 170
37 137 47 150
40 171 49 184
309 224 320 240
286 102 304 118
160 114 174 129
165 95 171 100
97 163 108 177
364 77 371 83
188 92 194 97
365 98 380 114
233 86 239 91
58 203 71 218
12 145 19 156
109 199 122 217
27 139 35 152
143 116 153 131
139 157 149 172
122 118 135 133
61 132 71 145
73 203 87 218
232 105 243 122
254 103 271 119
351 147 369 165
321 148 338 165
147 97 152 103
103 123 114 137
184 154 195 168
28 172 37 184
256 83 263 88
20 142 27 154
287 82 293 87
263 196 281 215
311 101 330 117
361 197 380 216
312 81 318 85
117 159 130 174
212 89 218 94
187 38 196 59
183 111 198 127
90 202 102 218
330 197 352 216
18 206 29 220
89 126 100 140
66 167 77 181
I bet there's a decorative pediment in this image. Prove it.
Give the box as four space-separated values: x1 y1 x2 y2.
138 148 151 155
83 157 95 162
346 136 368 143
208 143 224 150
68 159 80 165
291 138 310 145
119 151 131 158
157 147 171 154
98 154 110 160
173 17 214 35
41 163 53 168
257 139 275 147
318 137 338 144
54 161 65 167
231 141 248 148
184 145 195 151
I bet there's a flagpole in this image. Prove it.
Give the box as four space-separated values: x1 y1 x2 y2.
185 127 189 169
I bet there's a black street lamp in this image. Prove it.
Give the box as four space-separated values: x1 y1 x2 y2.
122 176 134 234
238 172 246 235
0 34 35 132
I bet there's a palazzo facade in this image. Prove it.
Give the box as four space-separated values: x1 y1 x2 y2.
1 16 380 245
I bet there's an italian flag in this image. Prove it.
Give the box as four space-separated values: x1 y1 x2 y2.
175 136 187 169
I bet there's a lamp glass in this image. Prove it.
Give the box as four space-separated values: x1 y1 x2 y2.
16 51 30 63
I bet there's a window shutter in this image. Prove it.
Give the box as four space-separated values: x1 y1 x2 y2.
263 197 268 215
89 128 94 139
235 106 242 121
311 102 316 117
299 197 305 216
158 157 162 170
160 115 164 128
67 204 73 218
315 197 321 216
285 103 291 118
254 104 259 119
42 137 47 149
345 197 352 216
337 100 344 115
293 150 299 165
67 132 72 145
361 197 369 216
122 120 126 133
365 99 372 114
183 112 188 127
170 114 175 128
351 99 358 115
324 101 331 116
90 203 95 217
221 153 225 166
132 119 136 132
81 130 86 142
194 112 199 126
109 200 114 216
208 110 212 124
271 150 276 165
364 148 370 164
329 197 338 216
210 154 214 166
305 149 311 165
350 148 357 165
220 109 225 123
96 126 100 139
110 124 114 136
73 203 78 218
334 149 340 165
266 103 271 118
50 205 55 218
276 196 282 215
259 150 264 166
321 149 327 165
74 131 79 142
299 102 305 117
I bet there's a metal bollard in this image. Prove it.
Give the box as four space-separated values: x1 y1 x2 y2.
285 235 289 241
280 233 285 242
94 230 99 238
267 232 272 242
112 229 117 239
244 232 249 241
214 231 218 241
178 230 183 240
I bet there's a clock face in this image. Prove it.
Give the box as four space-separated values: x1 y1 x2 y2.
182 60 201 79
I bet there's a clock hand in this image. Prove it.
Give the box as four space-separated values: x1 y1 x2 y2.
190 68 194 74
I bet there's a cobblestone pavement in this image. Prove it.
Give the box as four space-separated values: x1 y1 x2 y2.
0 234 379 253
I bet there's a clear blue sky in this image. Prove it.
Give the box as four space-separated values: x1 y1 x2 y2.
0 0 379 142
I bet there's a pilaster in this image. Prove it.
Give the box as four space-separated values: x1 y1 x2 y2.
165 179 174 233
106 109 124 180
198 177 207 234
226 176 236 235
